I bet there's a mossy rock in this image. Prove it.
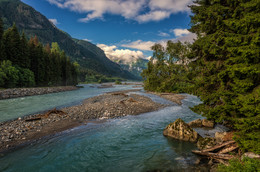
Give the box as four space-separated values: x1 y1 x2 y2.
163 118 202 142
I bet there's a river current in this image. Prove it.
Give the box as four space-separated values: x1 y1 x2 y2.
0 84 204 171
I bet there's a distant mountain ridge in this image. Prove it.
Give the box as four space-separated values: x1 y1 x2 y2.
108 57 148 79
0 0 138 80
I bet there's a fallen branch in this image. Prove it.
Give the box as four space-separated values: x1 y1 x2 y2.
42 108 67 118
192 150 235 160
202 140 236 152
25 117 41 122
218 145 239 154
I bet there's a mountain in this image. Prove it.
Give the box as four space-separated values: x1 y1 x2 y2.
0 0 137 80
110 58 148 80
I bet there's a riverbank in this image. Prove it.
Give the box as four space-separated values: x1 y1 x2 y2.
0 91 185 153
0 86 79 100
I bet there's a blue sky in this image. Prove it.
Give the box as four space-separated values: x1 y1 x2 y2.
21 0 196 60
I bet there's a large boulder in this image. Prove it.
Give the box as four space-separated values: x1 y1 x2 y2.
163 118 202 142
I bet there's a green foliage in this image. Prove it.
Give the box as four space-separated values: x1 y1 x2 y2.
0 24 78 88
0 17 5 61
17 67 35 87
0 60 19 88
141 41 192 93
218 158 260 172
84 72 124 84
188 0 260 153
115 80 122 85
142 0 260 154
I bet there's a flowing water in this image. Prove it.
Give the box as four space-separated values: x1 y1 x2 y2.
0 84 204 172
0 84 137 122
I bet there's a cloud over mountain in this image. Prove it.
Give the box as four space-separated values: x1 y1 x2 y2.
97 44 149 64
48 18 59 25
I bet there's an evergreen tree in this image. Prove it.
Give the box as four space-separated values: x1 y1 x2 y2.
0 17 3 41
20 32 30 68
189 0 260 153
0 17 5 61
3 23 22 66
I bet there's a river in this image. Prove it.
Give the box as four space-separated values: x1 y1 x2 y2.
0 84 204 171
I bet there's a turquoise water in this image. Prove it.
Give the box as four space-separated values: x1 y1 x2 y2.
0 84 137 122
0 85 203 171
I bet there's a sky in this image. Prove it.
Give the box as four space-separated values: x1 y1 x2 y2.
21 0 196 60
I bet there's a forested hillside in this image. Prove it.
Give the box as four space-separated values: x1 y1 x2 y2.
142 0 260 154
0 20 78 88
0 0 137 80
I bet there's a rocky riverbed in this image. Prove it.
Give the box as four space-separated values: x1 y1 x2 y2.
0 91 185 153
0 86 78 100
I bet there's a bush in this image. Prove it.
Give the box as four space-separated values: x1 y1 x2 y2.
218 158 260 172
0 60 19 88
115 80 122 85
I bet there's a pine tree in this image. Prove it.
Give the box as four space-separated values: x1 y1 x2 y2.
189 0 260 153
20 32 30 68
0 17 3 41
3 23 22 66
0 17 5 61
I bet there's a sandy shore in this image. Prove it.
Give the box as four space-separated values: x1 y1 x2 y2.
0 91 184 153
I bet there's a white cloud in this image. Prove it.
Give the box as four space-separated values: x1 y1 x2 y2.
97 44 149 64
120 30 196 51
83 38 92 42
158 31 170 37
149 0 191 13
171 28 190 37
121 40 156 51
49 18 59 25
135 11 171 23
175 33 197 42
47 0 193 23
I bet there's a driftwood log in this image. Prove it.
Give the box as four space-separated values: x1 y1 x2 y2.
202 140 236 152
42 108 67 118
192 150 235 160
192 140 238 164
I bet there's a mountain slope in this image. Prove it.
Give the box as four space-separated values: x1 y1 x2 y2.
0 0 137 80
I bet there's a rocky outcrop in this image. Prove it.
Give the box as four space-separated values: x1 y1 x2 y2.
188 119 215 128
0 86 78 100
163 118 202 142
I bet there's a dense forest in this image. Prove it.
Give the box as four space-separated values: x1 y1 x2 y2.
142 0 260 154
0 19 78 88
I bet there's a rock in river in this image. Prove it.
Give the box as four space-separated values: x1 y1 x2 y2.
188 119 202 128
202 119 214 128
163 118 202 142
